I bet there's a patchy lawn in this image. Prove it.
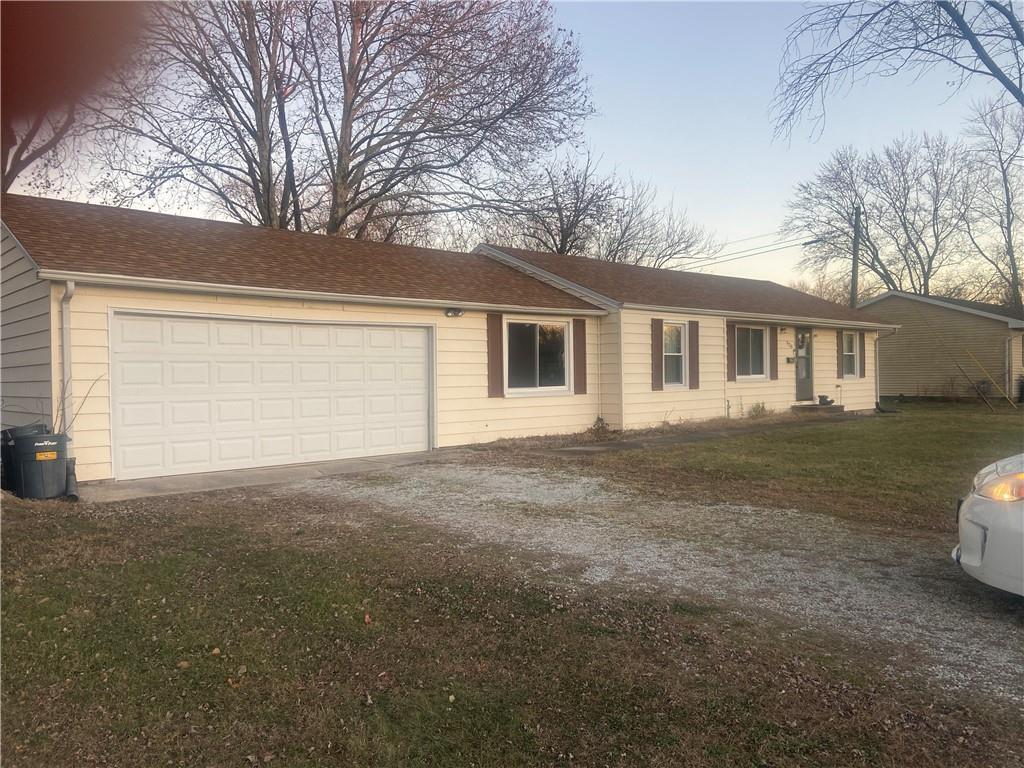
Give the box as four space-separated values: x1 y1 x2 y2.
3 487 1023 768
484 401 1024 531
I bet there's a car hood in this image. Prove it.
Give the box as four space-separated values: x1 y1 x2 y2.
975 453 1024 487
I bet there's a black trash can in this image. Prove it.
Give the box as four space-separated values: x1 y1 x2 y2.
11 433 68 499
1 424 49 492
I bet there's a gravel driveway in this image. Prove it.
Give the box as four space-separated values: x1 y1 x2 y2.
284 460 1024 704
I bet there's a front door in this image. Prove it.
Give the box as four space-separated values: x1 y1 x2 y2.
795 327 813 401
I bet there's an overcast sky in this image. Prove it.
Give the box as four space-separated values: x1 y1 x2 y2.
555 1 997 282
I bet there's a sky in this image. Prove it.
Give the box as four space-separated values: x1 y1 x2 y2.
553 1 997 282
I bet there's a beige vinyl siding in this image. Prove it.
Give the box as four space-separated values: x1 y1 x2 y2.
723 326 876 416
56 284 604 482
619 309 727 428
1 226 52 429
598 310 623 429
1010 334 1024 399
810 327 877 410
867 296 1017 398
618 310 878 427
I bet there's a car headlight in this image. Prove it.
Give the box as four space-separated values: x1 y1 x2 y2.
975 472 1024 502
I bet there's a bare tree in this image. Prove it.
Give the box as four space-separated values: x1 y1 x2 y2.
517 152 617 255
2 108 78 193
964 98 1024 314
594 180 719 269
789 272 857 304
89 2 309 228
787 134 973 295
775 2 1024 136
286 0 590 236
86 1 588 238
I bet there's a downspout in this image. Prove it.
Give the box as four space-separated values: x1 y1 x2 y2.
875 328 898 412
59 280 75 440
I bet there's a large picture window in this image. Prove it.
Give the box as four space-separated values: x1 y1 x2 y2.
736 326 766 377
842 331 858 377
507 321 567 390
663 324 685 385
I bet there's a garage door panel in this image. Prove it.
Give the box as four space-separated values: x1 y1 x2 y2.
217 437 256 463
112 314 430 479
168 400 211 427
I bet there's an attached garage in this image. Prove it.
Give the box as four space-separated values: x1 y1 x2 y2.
110 313 431 480
2 194 605 483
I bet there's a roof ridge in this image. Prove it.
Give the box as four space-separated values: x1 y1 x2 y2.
2 193 486 262
487 243 780 286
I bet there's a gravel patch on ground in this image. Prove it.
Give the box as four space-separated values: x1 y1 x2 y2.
285 462 1024 705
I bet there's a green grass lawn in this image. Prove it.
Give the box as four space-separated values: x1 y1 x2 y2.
4 401 1023 766
583 401 1024 531
4 486 1021 767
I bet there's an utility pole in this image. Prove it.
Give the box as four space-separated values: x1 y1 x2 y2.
850 203 861 308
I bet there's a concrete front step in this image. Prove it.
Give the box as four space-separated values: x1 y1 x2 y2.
791 403 846 415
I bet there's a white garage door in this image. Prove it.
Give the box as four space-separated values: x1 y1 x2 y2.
110 313 431 480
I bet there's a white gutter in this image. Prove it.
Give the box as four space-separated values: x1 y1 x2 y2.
34 269 607 317
875 327 898 404
59 280 75 442
620 302 899 330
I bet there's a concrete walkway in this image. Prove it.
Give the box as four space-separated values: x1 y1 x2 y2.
79 450 439 503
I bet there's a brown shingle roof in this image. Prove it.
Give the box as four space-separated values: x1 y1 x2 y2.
1 195 598 311
487 245 889 325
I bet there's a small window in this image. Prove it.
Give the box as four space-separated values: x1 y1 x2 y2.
663 324 685 385
507 321 567 390
842 331 858 377
736 326 766 377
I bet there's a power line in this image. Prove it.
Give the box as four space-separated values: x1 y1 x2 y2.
704 236 809 260
687 241 809 271
686 237 809 270
718 228 809 247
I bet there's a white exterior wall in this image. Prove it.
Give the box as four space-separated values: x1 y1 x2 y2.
724 326 876 416
619 309 877 428
56 284 604 482
1 227 52 429
620 308 728 428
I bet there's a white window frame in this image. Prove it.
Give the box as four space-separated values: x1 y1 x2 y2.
663 322 687 388
841 330 859 378
735 324 768 380
503 317 572 397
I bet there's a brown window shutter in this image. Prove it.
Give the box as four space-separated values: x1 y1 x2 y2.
486 313 504 397
726 322 737 382
858 331 867 378
651 318 664 391
687 320 700 389
573 318 587 394
836 329 844 378
769 326 779 380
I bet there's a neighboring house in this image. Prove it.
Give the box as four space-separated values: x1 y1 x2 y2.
859 292 1024 401
2 195 891 483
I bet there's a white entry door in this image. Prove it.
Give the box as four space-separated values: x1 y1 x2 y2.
110 313 431 480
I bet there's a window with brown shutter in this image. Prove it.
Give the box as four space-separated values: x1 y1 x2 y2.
769 326 779 380
651 318 664 391
836 329 844 378
486 313 503 397
858 331 867 378
573 318 587 394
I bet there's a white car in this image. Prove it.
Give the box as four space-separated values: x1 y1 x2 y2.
952 453 1024 596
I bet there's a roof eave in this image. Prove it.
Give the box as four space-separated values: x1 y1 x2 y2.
34 269 607 316
620 302 899 329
